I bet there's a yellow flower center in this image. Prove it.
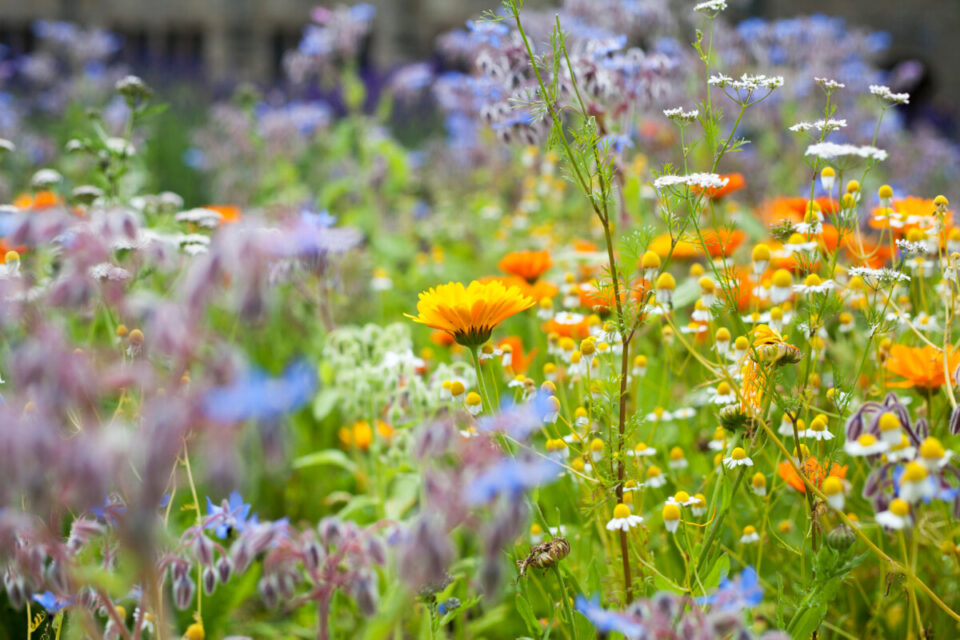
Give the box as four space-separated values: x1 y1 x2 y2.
751 473 766 488
662 504 681 521
590 438 605 452
742 525 756 536
889 499 910 518
731 447 747 460
822 476 843 495
878 412 899 432
902 462 928 483
613 503 631 519
920 437 946 460
674 490 690 503
465 392 482 406
646 465 662 479
857 434 877 447
670 447 684 460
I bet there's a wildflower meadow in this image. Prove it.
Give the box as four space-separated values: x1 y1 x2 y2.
3 1 960 638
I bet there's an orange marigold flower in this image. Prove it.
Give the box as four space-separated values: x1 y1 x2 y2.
496 275 558 302
885 344 960 389
498 250 552 283
407 280 534 347
778 457 847 493
869 197 953 236
542 315 591 339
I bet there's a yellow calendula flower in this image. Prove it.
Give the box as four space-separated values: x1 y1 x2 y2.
406 280 534 347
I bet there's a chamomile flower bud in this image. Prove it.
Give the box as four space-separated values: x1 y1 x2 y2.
669 446 688 469
545 438 569 459
691 493 707 517
840 193 856 209
820 166 836 192
899 461 933 503
877 412 901 444
919 437 951 470
846 180 860 194
543 362 557 382
580 338 596 365
740 525 760 544
464 392 483 416
116 324 129 338
662 503 681 533
641 251 661 281
661 325 674 345
574 407 589 427
733 336 749 360
876 498 912 530
606 503 643 531
778 520 794 534
878 184 893 209
770 268 793 304
750 472 767 496
538 297 554 320
448 380 466 399
184 622 205 640
500 344 513 368
838 311 854 333
711 381 736 405
723 447 754 469
699 276 716 306
633 355 647 377
589 437 605 461
844 433 888 457
655 272 676 304
644 465 665 488
752 243 771 275
541 380 557 395
822 476 845 510
542 394 561 424
714 327 731 356
630 442 656 457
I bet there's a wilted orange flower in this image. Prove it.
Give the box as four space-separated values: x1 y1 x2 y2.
778 457 848 493
693 172 745 199
648 229 744 260
885 344 960 389
407 280 534 347
498 250 552 283
14 190 61 211
205 204 242 224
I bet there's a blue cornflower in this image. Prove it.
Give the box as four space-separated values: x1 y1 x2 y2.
598 134 634 155
203 361 316 423
575 596 646 638
205 491 258 539
466 456 561 505
301 207 337 228
33 590 70 613
696 566 763 612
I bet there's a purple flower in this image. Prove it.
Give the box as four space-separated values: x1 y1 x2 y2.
475 393 552 441
203 360 316 423
697 566 763 612
205 491 258 539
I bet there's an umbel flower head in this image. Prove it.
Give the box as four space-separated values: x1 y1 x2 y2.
407 280 534 347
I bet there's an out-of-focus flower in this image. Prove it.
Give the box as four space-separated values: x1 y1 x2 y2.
885 345 960 389
203 360 316 423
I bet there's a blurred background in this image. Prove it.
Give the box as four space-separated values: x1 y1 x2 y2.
0 0 957 207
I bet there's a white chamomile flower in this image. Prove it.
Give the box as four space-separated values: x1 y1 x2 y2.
844 433 888 457
628 442 657 457
739 525 760 544
665 490 699 507
876 498 912 530
606 503 644 531
723 447 753 469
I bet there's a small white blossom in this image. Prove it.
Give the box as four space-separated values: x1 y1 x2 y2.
663 107 699 122
654 173 729 191
804 142 888 162
869 84 910 105
788 119 847 133
815 77 845 90
694 0 727 13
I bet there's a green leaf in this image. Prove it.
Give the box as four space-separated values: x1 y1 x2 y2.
311 388 340 421
703 554 729 592
292 449 356 473
788 602 827 639
514 593 542 637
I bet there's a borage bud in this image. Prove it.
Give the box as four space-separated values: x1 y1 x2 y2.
173 574 195 610
194 533 215 566
216 555 233 584
258 575 279 609
202 566 217 595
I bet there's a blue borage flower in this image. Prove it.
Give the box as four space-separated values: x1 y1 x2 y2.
696 566 763 612
575 595 646 638
32 590 70 613
205 490 258 539
203 360 316 423
475 392 554 441
466 456 561 505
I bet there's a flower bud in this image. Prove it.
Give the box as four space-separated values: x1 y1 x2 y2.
826 525 856 552
216 555 233 584
173 574 194 610
202 566 218 595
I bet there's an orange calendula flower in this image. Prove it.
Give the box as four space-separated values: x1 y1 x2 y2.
13 190 61 211
497 336 537 374
648 229 745 260
869 197 953 235
778 457 848 493
498 250 552 283
205 204 242 224
407 280 534 347
496 275 559 303
694 172 745 199
339 419 392 451
885 345 960 389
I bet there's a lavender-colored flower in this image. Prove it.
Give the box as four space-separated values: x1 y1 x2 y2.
205 491 258 539
466 456 561 504
203 360 316 423
575 595 648 638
